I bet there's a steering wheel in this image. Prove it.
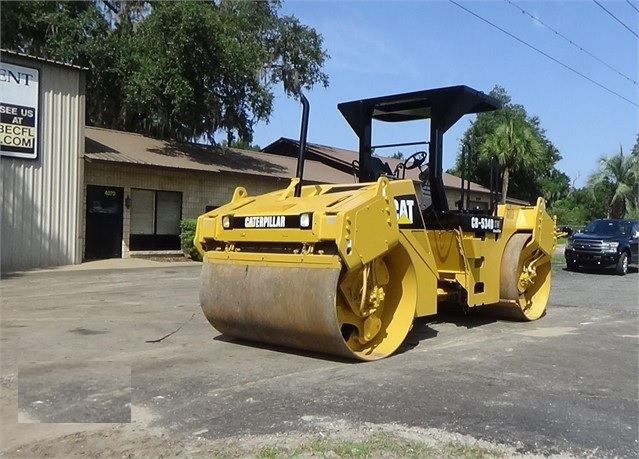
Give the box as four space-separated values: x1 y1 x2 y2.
403 151 427 170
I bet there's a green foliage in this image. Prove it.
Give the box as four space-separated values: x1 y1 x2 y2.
179 219 201 261
1 1 117 129
265 12 330 96
251 432 508 458
0 1 106 58
287 433 435 458
587 147 638 218
391 151 404 160
549 181 614 226
451 86 569 204
1 0 329 144
548 135 638 225
257 445 287 459
548 197 586 227
537 168 571 208
478 114 544 203
221 138 262 151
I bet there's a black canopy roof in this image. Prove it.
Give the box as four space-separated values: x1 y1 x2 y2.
338 85 501 136
336 85 502 212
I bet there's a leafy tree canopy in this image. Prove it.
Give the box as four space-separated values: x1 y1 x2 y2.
1 0 329 143
221 138 261 151
450 86 569 205
549 136 638 226
550 181 614 227
587 146 638 219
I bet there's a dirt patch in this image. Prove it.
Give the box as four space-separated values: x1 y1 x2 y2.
2 418 578 459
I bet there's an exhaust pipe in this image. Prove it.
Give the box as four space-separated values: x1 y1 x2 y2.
294 93 310 197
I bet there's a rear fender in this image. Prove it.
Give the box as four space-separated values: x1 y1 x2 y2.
498 197 556 257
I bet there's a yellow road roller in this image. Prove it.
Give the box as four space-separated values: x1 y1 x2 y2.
194 85 556 361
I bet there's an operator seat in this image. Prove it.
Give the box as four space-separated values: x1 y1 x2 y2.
365 157 393 181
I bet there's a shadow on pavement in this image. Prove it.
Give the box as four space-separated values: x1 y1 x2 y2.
212 334 359 364
211 308 504 362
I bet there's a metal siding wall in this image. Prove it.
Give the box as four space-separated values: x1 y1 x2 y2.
1 57 84 273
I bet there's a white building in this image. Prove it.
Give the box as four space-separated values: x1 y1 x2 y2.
1 51 85 272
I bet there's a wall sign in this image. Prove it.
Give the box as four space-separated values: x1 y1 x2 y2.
0 62 39 159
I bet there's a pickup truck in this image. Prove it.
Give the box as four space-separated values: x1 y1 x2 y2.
564 219 639 275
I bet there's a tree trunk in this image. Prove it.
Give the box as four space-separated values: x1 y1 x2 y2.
610 199 624 219
501 167 510 204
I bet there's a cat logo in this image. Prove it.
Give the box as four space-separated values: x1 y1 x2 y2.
244 216 286 228
394 198 415 224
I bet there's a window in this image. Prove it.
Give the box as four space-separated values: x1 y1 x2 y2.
130 189 154 234
129 189 182 250
156 191 181 235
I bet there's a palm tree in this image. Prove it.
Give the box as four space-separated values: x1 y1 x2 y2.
479 115 543 203
588 147 638 218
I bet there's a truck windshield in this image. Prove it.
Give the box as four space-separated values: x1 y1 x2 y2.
582 220 624 236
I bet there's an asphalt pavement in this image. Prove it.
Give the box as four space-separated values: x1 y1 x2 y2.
1 256 637 458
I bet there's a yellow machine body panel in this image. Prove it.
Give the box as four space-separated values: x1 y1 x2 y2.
195 85 556 360
196 177 402 271
195 177 555 360
196 178 422 361
425 197 556 308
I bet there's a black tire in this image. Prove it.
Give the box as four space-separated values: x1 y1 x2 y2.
566 260 579 272
615 252 628 276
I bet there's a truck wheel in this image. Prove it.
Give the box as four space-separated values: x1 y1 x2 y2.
615 252 628 276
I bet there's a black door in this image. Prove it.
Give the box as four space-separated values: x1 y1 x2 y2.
85 185 124 260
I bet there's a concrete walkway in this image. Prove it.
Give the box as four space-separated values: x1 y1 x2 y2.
9 244 566 276
8 257 201 275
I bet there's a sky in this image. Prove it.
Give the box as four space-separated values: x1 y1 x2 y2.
250 0 639 188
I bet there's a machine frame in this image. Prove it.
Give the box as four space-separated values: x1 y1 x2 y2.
195 85 556 361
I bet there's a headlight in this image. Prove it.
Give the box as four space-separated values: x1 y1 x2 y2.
222 215 231 229
300 213 311 228
602 242 619 252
